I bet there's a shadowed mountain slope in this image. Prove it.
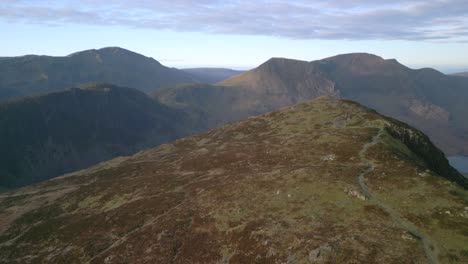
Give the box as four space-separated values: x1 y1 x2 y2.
0 97 467 263
156 83 260 128
0 47 196 101
157 53 468 155
181 68 244 84
0 84 202 189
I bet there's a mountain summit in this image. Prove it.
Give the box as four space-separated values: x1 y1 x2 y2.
0 47 196 101
0 97 466 263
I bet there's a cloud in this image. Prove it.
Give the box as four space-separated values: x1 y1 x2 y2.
1 0 467 42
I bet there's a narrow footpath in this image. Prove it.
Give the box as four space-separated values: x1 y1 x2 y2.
358 128 439 264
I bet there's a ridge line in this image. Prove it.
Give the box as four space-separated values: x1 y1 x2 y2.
357 128 439 264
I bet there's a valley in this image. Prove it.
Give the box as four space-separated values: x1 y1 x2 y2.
181 68 244 84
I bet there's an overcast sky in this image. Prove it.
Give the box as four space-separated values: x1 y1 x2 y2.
1 0 467 72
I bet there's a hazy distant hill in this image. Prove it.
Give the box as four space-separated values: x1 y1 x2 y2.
0 47 197 101
157 53 468 155
1 97 466 263
0 83 202 188
452 71 468 77
182 68 244 83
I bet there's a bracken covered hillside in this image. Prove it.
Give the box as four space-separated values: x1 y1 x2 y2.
0 97 467 263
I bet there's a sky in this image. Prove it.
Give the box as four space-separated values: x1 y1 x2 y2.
1 0 468 72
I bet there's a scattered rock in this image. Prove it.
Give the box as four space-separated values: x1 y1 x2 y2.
321 154 336 161
344 187 367 200
287 254 297 264
401 232 416 241
104 255 114 263
308 244 332 263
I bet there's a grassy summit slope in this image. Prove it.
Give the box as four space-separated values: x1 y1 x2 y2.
0 97 467 263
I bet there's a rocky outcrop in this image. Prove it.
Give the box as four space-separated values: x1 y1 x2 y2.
383 118 468 188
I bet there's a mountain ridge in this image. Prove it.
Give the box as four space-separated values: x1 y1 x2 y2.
0 47 197 101
158 53 468 155
0 97 466 263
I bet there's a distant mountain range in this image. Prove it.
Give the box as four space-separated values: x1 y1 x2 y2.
157 53 468 155
1 48 467 188
181 68 244 84
1 97 466 263
1 46 466 263
0 83 204 188
0 47 197 101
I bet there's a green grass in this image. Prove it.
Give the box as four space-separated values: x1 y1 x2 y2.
0 97 465 263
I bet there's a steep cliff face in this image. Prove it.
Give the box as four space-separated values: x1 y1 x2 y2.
1 97 466 263
380 117 467 188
